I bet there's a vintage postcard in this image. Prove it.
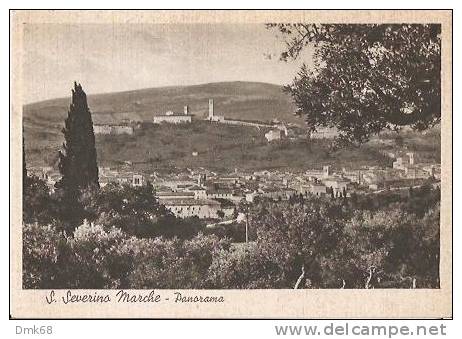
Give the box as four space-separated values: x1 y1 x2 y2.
10 10 452 319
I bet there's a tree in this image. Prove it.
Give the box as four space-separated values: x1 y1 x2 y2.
249 200 345 288
56 82 99 192
208 242 283 288
81 182 205 239
267 24 441 144
69 222 134 289
23 175 55 224
128 233 229 289
23 223 66 288
55 82 99 230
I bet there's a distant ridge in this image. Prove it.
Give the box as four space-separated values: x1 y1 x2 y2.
23 81 299 128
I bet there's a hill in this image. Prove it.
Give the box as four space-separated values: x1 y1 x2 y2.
23 81 299 128
97 122 398 173
25 118 440 173
23 81 440 171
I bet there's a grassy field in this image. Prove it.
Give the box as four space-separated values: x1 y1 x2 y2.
97 121 390 172
25 120 400 173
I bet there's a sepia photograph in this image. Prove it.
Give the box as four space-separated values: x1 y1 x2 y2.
10 9 452 319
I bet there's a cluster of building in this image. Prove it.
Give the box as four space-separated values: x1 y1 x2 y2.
98 167 146 187
28 147 441 223
392 152 440 180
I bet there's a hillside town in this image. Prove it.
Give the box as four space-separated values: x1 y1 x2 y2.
29 148 441 223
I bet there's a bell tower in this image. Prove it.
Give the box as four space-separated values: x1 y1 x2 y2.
208 99 214 120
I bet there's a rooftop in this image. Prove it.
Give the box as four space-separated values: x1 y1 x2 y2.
161 198 221 206
157 191 195 197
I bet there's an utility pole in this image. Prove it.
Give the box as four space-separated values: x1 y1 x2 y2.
245 213 249 243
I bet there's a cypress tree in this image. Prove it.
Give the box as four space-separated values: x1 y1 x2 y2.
55 82 99 230
57 82 99 192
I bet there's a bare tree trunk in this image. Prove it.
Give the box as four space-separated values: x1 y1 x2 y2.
365 266 375 289
294 265 305 289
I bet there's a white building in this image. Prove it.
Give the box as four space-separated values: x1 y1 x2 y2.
153 106 192 124
322 176 350 196
206 188 234 200
132 174 145 187
162 198 222 219
299 183 327 197
310 127 338 139
99 172 146 188
186 185 207 199
94 124 134 135
245 191 258 203
207 99 225 122
157 191 196 200
265 129 284 142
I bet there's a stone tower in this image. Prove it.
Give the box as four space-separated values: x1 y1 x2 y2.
184 105 189 115
208 99 214 120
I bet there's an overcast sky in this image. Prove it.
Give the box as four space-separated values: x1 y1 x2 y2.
23 23 314 104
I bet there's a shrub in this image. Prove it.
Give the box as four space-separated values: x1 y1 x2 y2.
67 222 134 289
22 223 66 288
128 233 229 289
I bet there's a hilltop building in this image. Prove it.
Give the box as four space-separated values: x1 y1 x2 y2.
94 123 134 135
207 99 273 127
153 105 192 124
310 126 339 139
207 99 225 122
265 129 284 142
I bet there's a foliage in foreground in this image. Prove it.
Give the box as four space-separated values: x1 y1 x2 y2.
23 178 205 239
23 186 440 289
